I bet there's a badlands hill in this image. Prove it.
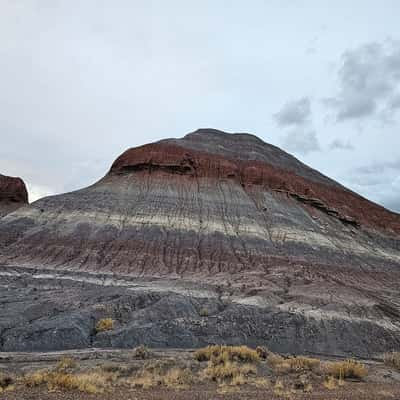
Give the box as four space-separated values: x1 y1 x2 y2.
0 173 28 218
0 129 399 356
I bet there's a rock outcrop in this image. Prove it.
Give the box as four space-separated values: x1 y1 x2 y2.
0 174 28 218
0 129 399 355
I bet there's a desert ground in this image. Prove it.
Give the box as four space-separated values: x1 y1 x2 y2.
1 346 400 400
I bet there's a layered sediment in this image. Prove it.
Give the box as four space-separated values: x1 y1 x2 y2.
0 129 399 355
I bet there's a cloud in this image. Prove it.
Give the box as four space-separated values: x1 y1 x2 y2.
389 93 400 110
381 189 400 213
354 160 400 176
275 97 321 155
329 139 354 150
345 159 400 212
274 97 311 126
281 129 320 155
325 41 400 122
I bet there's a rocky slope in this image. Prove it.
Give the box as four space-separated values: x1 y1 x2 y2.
0 173 28 218
0 129 399 355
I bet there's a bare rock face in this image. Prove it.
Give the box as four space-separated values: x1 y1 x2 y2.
0 174 28 218
0 129 399 355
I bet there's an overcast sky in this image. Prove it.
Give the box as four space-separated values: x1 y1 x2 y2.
1 1 399 212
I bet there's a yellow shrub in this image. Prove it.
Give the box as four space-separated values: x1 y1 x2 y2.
95 318 115 333
49 371 111 393
384 352 400 371
326 360 367 380
195 345 259 387
24 370 49 387
194 345 259 364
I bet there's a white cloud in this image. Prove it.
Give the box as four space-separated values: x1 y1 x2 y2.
345 159 400 212
281 129 320 155
329 139 354 150
274 97 311 126
325 41 400 122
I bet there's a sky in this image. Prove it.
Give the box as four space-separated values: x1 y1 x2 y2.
1 0 399 212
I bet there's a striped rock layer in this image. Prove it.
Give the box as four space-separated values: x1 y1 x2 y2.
0 129 399 355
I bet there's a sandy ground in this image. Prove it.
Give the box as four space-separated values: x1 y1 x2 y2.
1 348 400 400
4 383 400 400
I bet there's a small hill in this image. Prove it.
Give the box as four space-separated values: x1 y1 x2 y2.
0 173 28 218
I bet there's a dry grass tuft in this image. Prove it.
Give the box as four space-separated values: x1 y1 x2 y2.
9 347 376 396
267 353 320 374
195 345 259 388
251 377 270 388
384 352 400 371
323 375 337 390
24 370 49 387
23 368 116 394
326 359 367 380
273 379 285 395
323 375 345 390
164 368 194 389
273 379 296 399
293 374 313 393
267 353 286 368
289 356 320 372
55 357 77 371
201 361 257 383
127 367 194 390
126 370 162 389
95 318 115 333
194 345 260 364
